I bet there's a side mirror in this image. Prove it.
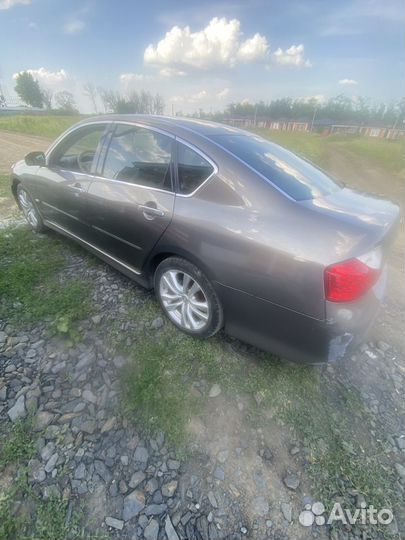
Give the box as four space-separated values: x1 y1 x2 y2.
25 151 46 167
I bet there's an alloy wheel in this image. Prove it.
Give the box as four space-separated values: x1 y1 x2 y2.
159 270 210 331
18 189 39 228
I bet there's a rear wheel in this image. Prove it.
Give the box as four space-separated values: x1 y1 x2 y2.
154 257 223 338
17 185 45 232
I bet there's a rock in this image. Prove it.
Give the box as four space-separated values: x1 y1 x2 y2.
396 437 405 451
92 315 102 325
376 340 389 352
281 502 292 522
165 515 180 540
151 317 164 330
42 484 61 500
123 490 145 521
44 425 60 439
8 395 26 421
145 478 159 494
217 450 228 463
28 459 46 483
214 467 225 481
252 496 269 516
82 389 97 404
167 459 180 470
105 517 124 530
260 447 273 462
40 442 55 462
74 463 86 480
290 445 300 456
284 473 300 490
34 411 54 431
208 491 218 508
145 504 167 516
72 416 96 434
162 480 178 497
44 452 59 473
144 519 159 540
113 355 127 369
94 460 111 483
134 446 149 463
101 417 116 433
208 384 221 398
395 462 405 479
129 471 146 488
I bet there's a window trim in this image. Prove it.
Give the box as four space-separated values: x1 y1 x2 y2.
46 122 111 174
98 121 175 193
174 137 218 198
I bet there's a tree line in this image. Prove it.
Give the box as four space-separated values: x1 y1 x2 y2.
196 95 405 128
13 72 165 115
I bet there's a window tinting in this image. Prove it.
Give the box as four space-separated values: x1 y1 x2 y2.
177 143 214 195
211 134 341 201
51 124 106 174
103 125 172 190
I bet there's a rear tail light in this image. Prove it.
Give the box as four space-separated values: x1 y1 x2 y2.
324 247 382 302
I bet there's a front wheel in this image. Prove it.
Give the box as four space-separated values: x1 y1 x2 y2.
17 185 45 232
154 257 223 338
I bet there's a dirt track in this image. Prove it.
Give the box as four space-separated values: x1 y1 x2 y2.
0 130 51 174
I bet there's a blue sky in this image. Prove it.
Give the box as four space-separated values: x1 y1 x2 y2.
0 0 403 113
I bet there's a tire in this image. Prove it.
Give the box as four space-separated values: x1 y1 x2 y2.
154 256 223 338
16 185 45 233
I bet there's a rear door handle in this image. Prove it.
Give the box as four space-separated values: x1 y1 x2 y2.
139 204 165 219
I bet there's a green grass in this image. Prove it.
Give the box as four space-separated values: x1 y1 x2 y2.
0 115 82 139
0 174 11 199
329 135 405 174
0 419 36 469
251 128 329 167
0 226 92 336
251 128 405 174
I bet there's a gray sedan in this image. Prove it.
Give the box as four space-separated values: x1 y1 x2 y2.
10 115 399 363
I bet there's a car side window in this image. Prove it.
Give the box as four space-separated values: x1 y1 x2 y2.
50 124 107 174
177 143 214 195
102 124 173 191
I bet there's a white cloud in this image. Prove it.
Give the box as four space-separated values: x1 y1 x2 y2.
64 19 86 34
0 0 30 9
217 87 230 99
144 17 269 71
339 78 358 85
120 73 151 83
159 67 186 78
13 67 69 87
298 94 327 104
273 44 311 67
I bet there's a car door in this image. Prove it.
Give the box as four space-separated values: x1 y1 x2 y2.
36 123 110 238
86 123 175 270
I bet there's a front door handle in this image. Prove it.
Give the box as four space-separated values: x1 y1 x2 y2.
139 204 165 220
70 182 85 193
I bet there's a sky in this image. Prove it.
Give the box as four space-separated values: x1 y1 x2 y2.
0 0 403 113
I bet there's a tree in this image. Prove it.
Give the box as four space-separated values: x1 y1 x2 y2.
83 82 98 113
14 72 43 108
54 91 78 114
41 88 53 110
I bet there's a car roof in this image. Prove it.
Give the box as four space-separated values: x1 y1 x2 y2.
77 114 245 141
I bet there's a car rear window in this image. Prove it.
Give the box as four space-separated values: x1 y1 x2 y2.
211 134 341 200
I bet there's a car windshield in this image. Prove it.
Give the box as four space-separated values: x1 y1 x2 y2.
211 133 342 201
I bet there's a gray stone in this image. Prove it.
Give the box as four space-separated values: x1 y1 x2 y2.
284 473 300 490
167 459 180 470
0 330 7 343
44 452 59 473
74 462 86 480
281 502 292 522
42 484 61 500
101 417 116 433
396 437 405 451
395 462 405 479
252 496 269 516
151 317 164 330
129 470 146 488
40 442 55 462
144 519 159 540
208 384 221 398
145 504 167 516
7 395 26 421
28 459 46 483
82 389 97 404
145 478 159 494
105 516 124 530
214 467 225 481
217 450 229 463
165 515 180 540
123 490 145 521
94 460 111 483
162 480 178 497
34 411 54 431
44 425 60 439
134 446 149 463
113 355 127 369
208 491 218 508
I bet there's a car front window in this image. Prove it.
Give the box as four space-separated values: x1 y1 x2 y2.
211 133 342 201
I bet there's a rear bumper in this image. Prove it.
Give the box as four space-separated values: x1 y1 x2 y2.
215 269 385 364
